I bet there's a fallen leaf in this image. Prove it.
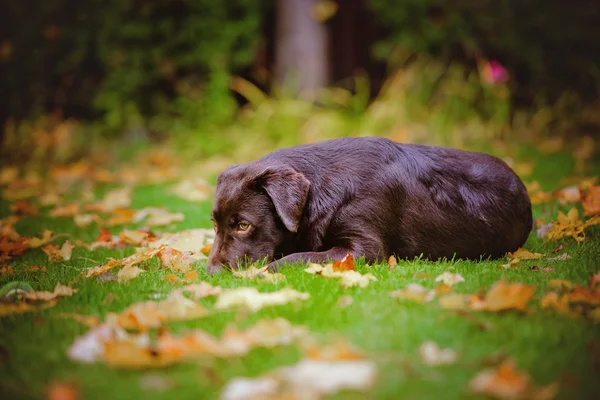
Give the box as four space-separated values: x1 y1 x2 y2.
0 235 28 261
147 229 214 260
26 229 53 248
545 253 571 261
42 241 74 261
545 208 600 242
10 200 39 216
158 247 193 273
106 208 136 226
508 248 544 261
106 291 209 331
233 265 285 283
391 283 435 303
162 271 198 285
174 282 222 300
25 283 79 301
471 280 535 312
50 203 80 218
119 229 150 245
419 341 458 366
221 359 377 400
305 263 377 288
135 207 184 227
58 312 101 327
435 271 465 287
468 359 557 400
99 187 132 211
0 300 58 316
169 178 212 202
582 185 600 216
554 185 581 204
46 381 78 400
118 264 146 282
388 255 398 270
332 253 355 272
215 287 309 312
438 293 469 310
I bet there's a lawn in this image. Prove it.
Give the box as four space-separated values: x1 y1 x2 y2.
1 138 599 400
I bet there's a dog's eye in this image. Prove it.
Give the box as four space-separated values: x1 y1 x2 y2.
236 222 250 232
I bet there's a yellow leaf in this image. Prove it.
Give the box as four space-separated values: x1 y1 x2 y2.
174 282 222 300
0 299 57 316
27 229 53 248
507 248 544 261
25 283 79 301
471 280 535 312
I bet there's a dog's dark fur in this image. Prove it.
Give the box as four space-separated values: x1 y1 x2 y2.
207 137 532 273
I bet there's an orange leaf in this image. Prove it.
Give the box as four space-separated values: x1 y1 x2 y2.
471 280 535 312
332 254 355 272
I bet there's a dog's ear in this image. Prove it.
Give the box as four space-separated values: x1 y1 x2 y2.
254 167 310 232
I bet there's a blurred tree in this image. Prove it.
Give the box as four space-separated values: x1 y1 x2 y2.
274 0 329 98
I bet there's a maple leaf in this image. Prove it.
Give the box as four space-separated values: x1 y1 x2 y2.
24 283 79 301
332 253 355 271
10 200 39 216
419 341 459 366
27 229 53 248
468 359 557 400
545 208 600 242
119 229 150 245
232 265 285 283
470 280 535 312
215 287 310 312
435 271 465 287
146 229 214 260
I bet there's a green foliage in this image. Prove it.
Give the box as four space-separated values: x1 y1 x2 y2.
0 0 268 134
368 0 600 104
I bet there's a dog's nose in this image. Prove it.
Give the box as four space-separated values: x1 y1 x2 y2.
206 258 225 274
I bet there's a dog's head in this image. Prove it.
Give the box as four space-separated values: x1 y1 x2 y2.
206 164 310 273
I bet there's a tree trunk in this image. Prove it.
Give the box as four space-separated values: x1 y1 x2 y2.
274 0 329 99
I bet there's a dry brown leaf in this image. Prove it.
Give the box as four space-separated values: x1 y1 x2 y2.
554 185 581 204
508 248 544 261
42 241 74 261
215 287 310 312
134 207 184 227
25 283 79 301
119 229 149 245
99 187 132 212
0 235 28 261
106 208 136 226
545 208 600 242
147 229 214 260
162 271 198 285
468 359 557 400
470 280 535 312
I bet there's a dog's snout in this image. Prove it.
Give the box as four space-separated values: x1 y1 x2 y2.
206 259 224 274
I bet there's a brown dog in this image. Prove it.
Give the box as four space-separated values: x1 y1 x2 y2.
207 137 532 273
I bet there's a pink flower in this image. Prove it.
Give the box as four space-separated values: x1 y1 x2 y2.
482 60 508 84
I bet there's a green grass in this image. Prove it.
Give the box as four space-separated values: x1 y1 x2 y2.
1 144 600 400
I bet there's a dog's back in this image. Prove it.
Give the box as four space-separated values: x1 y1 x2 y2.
256 137 532 260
